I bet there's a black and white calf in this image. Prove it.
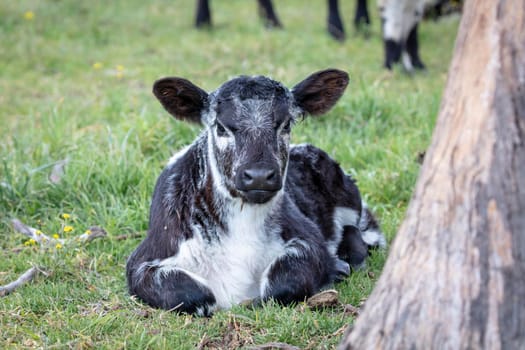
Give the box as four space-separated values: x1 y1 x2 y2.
126 69 385 316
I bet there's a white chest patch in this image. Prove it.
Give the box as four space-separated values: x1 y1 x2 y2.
158 199 285 309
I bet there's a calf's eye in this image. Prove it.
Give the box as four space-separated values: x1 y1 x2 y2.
281 120 292 133
216 122 227 137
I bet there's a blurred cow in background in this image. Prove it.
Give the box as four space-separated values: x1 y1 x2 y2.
194 0 462 71
195 0 371 41
379 0 463 71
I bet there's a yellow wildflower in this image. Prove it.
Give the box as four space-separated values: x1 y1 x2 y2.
63 225 74 233
115 65 125 78
25 238 37 246
61 213 71 219
55 243 63 249
24 11 34 20
35 230 42 236
92 62 103 70
85 229 92 235
53 233 60 239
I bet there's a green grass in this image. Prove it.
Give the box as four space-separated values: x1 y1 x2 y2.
0 1 459 348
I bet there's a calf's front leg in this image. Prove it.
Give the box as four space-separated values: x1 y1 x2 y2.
260 238 341 305
127 259 216 316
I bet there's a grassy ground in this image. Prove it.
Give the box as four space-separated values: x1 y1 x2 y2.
0 1 459 348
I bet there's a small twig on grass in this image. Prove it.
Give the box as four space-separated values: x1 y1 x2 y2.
0 266 39 297
77 226 107 243
248 342 302 350
11 218 64 245
113 232 143 241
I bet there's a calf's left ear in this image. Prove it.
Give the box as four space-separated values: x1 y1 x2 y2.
292 69 349 116
153 77 209 124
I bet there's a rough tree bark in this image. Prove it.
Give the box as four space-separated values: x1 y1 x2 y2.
339 0 525 349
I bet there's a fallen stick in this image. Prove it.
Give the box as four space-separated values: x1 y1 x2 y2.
249 343 301 350
0 266 39 297
76 226 107 243
11 218 64 245
113 232 143 241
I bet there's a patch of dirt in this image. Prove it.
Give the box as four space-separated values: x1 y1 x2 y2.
197 317 254 349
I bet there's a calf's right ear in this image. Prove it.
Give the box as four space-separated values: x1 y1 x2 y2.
153 77 209 124
292 69 349 116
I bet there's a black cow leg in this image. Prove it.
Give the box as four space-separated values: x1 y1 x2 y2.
195 0 212 28
384 38 402 70
354 0 371 31
406 24 426 70
337 226 369 270
261 244 334 305
128 265 216 316
258 0 282 28
327 0 345 41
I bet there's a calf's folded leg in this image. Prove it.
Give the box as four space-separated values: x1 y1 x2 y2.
127 261 216 316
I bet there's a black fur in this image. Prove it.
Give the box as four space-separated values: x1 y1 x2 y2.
354 0 371 30
287 145 361 240
384 39 402 70
195 0 212 27
257 0 282 28
406 24 426 70
327 0 345 41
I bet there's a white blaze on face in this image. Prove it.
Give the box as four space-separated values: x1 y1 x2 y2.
236 97 275 132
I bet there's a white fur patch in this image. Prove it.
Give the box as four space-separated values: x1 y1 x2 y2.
290 143 310 149
212 125 235 150
359 204 387 248
381 0 423 42
328 207 360 255
167 145 192 166
361 228 386 248
402 51 414 71
207 131 236 199
238 98 274 130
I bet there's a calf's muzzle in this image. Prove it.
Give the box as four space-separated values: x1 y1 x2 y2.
235 164 282 204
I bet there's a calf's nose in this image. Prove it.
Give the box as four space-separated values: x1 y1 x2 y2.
236 166 282 192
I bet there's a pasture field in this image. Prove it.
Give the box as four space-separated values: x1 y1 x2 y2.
0 1 459 348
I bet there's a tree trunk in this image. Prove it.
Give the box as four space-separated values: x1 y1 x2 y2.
339 0 525 349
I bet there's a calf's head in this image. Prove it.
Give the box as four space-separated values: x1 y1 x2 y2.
153 69 349 204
